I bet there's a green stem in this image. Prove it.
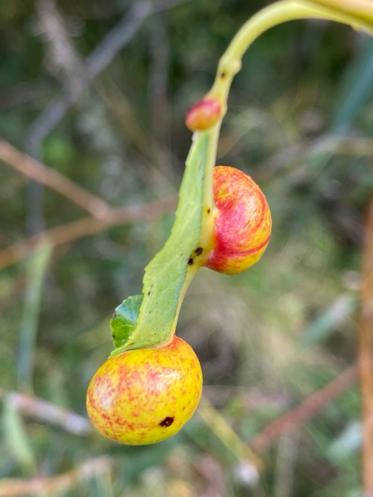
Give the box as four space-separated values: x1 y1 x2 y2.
199 0 373 243
208 0 373 115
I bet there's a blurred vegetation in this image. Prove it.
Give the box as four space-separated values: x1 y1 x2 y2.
0 0 372 496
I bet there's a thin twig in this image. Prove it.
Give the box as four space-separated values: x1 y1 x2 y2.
359 199 373 497
0 456 112 497
0 140 112 219
0 197 176 270
251 365 358 452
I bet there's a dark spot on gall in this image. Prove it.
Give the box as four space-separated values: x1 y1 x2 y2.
207 208 211 214
194 247 203 256
160 416 174 427
187 257 194 265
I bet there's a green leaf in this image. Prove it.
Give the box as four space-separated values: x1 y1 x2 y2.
17 242 52 391
112 130 217 354
111 295 143 348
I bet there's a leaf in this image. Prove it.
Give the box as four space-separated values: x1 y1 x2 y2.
111 295 143 348
18 242 52 391
111 130 216 354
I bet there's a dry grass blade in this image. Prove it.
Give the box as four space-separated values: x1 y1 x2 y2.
0 140 112 219
0 197 176 270
359 199 373 497
198 397 262 473
0 456 112 497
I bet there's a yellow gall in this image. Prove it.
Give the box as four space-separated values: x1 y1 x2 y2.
86 336 202 445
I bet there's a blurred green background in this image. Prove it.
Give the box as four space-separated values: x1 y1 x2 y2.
1 0 373 496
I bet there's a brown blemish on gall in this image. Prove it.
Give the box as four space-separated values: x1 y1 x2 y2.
194 247 203 256
159 416 174 427
187 257 194 265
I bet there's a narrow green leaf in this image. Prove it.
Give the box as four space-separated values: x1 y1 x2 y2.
112 130 216 354
111 295 143 348
17 242 52 391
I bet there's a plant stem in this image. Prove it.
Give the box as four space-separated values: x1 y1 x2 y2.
208 0 373 113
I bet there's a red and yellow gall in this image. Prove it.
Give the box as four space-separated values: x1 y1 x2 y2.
86 336 202 445
206 165 272 274
185 97 221 131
